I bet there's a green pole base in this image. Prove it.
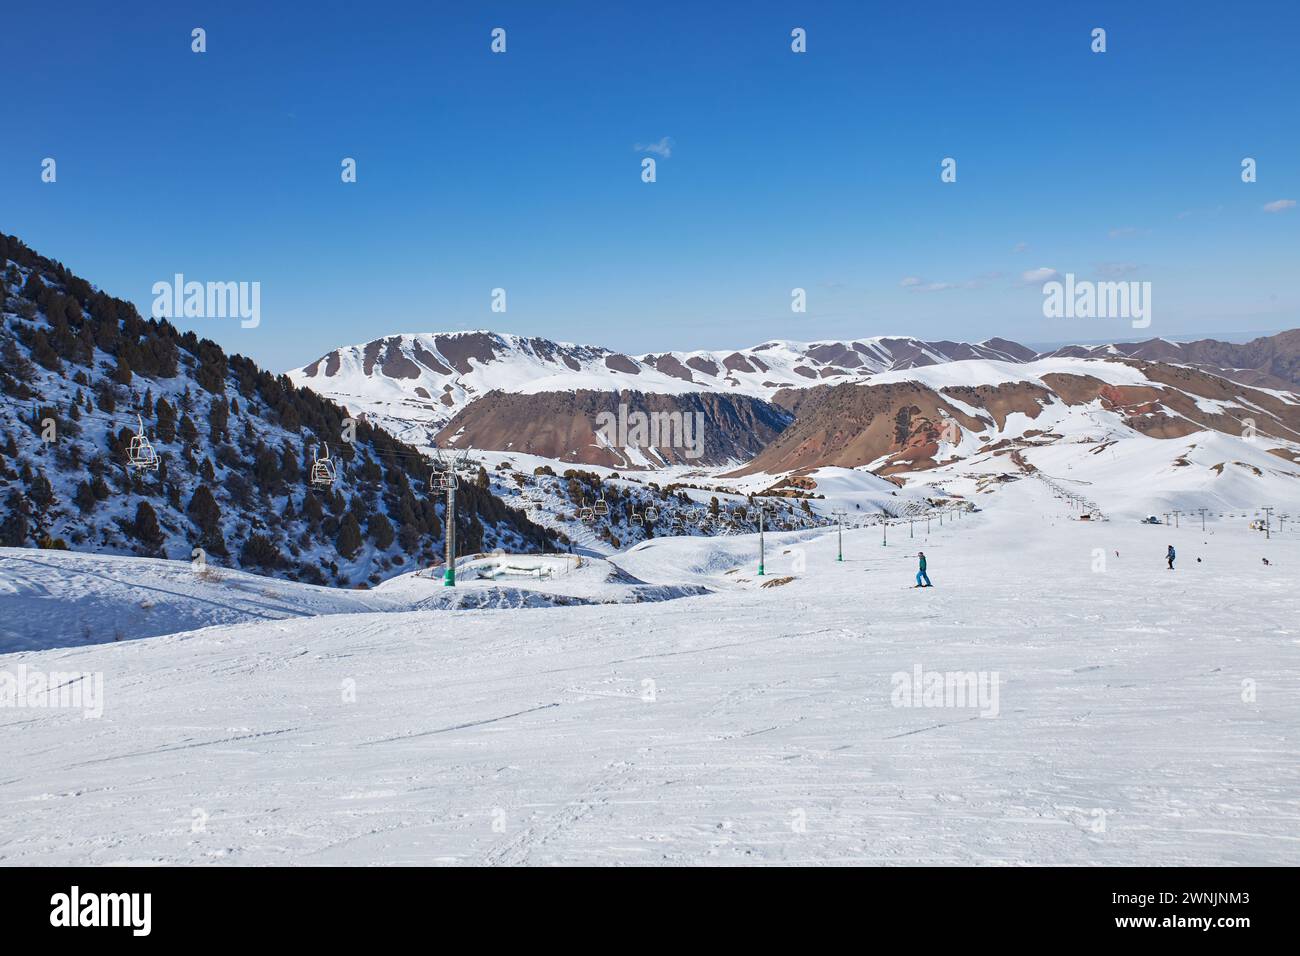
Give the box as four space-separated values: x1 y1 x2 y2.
837 555 843 562
443 568 455 587
757 564 764 576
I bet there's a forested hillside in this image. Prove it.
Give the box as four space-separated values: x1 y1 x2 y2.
0 232 556 587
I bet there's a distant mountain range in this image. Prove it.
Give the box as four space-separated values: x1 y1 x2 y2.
1040 330 1300 391
287 328 1300 471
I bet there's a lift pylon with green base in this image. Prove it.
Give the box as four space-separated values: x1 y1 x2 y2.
443 480 457 586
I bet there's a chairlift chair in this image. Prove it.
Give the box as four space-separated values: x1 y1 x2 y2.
644 505 659 522
310 442 337 487
127 414 160 472
430 459 455 492
593 494 610 518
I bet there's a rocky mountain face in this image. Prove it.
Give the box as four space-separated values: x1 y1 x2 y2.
0 233 555 586
437 389 794 468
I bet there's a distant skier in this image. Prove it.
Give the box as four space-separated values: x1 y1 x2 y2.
915 551 932 588
1262 557 1271 566
1166 545 1175 570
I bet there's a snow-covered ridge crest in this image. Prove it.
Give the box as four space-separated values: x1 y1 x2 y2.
285 329 1039 444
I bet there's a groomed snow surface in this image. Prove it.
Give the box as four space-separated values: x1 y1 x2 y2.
1 479 1297 865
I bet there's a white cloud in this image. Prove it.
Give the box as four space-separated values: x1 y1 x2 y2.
1263 199 1296 213
1012 241 1028 253
1108 226 1146 239
634 136 674 159
1021 267 1060 285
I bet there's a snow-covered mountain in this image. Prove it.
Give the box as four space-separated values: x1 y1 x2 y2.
729 354 1300 517
286 330 1037 446
0 233 557 588
287 328 1300 494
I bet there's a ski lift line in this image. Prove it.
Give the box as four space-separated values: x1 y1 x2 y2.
9 404 156 431
15 400 378 453
5 399 207 431
19 402 392 479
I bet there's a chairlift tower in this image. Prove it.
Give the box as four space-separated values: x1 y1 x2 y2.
831 508 846 562
444 475 457 586
432 446 479 587
1262 506 1274 540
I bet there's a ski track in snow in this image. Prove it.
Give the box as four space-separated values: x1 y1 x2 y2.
1 479 1298 866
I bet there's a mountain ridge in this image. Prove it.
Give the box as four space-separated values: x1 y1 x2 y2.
287 329 1053 446
288 327 1300 475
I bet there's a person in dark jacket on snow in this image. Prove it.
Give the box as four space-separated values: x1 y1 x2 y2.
915 551 932 588
1166 545 1175 570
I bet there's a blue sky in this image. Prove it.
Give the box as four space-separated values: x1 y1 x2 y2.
2 0 1296 371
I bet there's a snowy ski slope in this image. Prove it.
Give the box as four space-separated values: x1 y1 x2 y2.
1 478 1297 865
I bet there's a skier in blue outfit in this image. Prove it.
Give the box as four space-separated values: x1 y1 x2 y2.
915 551 932 588
1166 544 1175 570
